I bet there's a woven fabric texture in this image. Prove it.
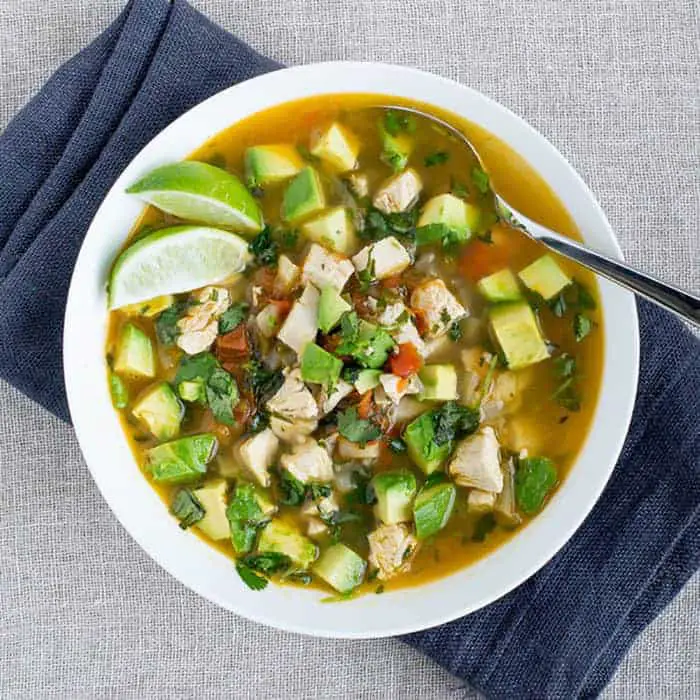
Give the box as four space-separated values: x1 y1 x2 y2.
0 1 698 698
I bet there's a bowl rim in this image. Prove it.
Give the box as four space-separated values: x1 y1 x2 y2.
63 61 639 639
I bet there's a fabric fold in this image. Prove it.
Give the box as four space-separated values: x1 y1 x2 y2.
0 1 697 698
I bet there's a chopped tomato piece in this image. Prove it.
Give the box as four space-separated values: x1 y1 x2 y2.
253 267 277 296
459 239 511 283
389 343 423 377
216 325 249 362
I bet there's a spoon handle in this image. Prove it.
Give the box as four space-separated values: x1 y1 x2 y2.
504 205 700 327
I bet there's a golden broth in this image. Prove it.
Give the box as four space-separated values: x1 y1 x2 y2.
107 94 603 594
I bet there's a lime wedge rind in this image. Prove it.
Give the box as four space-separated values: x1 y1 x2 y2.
108 225 252 310
126 161 263 234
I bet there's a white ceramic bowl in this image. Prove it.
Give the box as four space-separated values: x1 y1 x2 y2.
64 62 639 639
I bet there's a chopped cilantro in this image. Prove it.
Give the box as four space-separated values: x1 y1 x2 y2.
384 109 417 136
472 513 496 541
471 167 490 194
241 552 292 575
448 321 463 342
424 151 449 167
249 226 278 266
155 301 188 346
170 489 205 530
574 313 593 342
337 407 381 444
235 561 268 591
388 437 407 453
432 401 480 445
219 302 249 334
276 468 307 506
450 177 469 199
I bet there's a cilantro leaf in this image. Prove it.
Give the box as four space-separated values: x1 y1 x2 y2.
276 469 307 506
471 167 490 194
242 552 292 575
170 489 205 530
235 561 268 591
219 302 249 334
424 151 449 167
155 301 188 346
573 313 593 342
432 401 480 446
383 109 417 136
337 407 381 444
249 226 278 267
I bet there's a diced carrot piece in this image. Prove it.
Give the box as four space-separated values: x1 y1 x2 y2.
389 343 423 377
459 239 511 283
357 391 373 419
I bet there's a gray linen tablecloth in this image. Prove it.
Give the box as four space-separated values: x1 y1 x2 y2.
0 1 698 698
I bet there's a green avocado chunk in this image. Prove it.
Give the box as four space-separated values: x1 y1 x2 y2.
413 482 457 538
300 343 343 386
318 286 351 334
313 543 367 593
132 382 184 440
146 433 218 484
489 301 550 370
282 167 326 223
403 411 452 474
371 470 418 524
114 323 156 378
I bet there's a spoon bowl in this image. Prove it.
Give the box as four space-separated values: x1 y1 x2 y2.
388 105 700 326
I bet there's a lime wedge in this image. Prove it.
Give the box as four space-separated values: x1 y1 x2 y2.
108 226 252 309
126 161 263 234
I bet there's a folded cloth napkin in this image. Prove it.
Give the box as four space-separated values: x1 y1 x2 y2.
0 1 697 697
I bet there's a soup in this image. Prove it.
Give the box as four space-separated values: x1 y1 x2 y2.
105 95 603 596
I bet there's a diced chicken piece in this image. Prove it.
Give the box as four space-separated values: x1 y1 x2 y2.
460 347 495 404
394 396 426 423
411 279 467 339
352 236 411 281
379 373 422 405
394 321 427 357
306 517 329 539
495 459 521 526
468 489 497 512
237 428 279 487
266 368 319 421
317 379 354 415
377 302 408 327
302 243 354 293
269 415 318 445
372 168 423 214
347 172 369 199
448 426 503 493
280 439 334 483
480 399 505 422
333 464 363 494
368 523 419 581
256 303 285 338
176 286 231 355
277 284 319 354
336 436 381 463
273 255 300 297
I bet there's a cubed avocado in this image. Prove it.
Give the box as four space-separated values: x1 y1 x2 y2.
379 121 413 172
192 480 230 540
313 543 367 593
301 207 358 255
178 379 206 403
282 167 326 223
257 519 317 569
245 144 304 187
489 301 550 370
413 482 456 538
300 343 343 386
371 470 418 524
132 382 184 440
310 122 360 172
113 323 155 378
418 364 458 402
518 254 571 300
318 286 351 334
354 369 382 394
403 411 452 474
120 294 175 318
477 268 523 303
146 433 218 484
416 194 480 245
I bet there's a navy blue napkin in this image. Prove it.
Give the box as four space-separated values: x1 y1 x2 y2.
1 1 697 697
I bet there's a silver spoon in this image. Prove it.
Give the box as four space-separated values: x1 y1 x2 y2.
389 105 700 327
